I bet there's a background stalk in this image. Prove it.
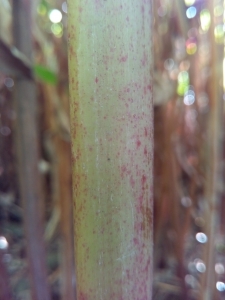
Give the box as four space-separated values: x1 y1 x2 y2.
12 1 50 300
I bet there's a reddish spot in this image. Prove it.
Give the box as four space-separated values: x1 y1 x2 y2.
144 127 148 137
136 140 141 148
130 176 135 188
133 238 139 245
126 269 130 280
144 146 147 156
78 291 88 300
95 77 99 83
120 55 128 62
94 0 103 9
138 195 143 204
121 165 127 178
141 53 147 67
141 175 147 185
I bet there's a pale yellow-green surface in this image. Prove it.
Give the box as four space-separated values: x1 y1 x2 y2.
68 1 153 299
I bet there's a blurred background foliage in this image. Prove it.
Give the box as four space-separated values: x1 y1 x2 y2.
0 0 225 299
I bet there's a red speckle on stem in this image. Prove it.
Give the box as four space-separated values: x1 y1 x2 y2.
121 165 127 178
120 55 128 62
94 0 103 9
95 77 99 83
141 175 147 185
78 291 88 300
144 127 148 137
144 146 147 156
133 238 139 245
138 195 143 204
130 176 135 188
141 52 147 67
136 140 141 148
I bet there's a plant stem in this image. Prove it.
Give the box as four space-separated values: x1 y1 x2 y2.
68 1 154 299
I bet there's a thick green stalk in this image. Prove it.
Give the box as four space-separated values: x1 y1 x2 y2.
68 1 153 299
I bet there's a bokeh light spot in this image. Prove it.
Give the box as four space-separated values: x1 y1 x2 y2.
4 77 14 88
37 4 47 16
49 9 62 23
177 71 189 96
186 41 197 55
181 196 192 207
196 232 208 243
0 236 8 249
195 217 205 227
62 2 68 13
158 5 167 17
216 282 225 292
214 25 224 44
51 23 63 37
164 58 174 71
178 71 189 83
195 259 206 273
214 5 223 17
184 90 195 105
200 9 211 32
215 263 225 275
184 0 196 6
0 126 11 136
186 6 197 19
185 274 196 288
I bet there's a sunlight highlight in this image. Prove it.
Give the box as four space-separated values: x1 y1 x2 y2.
200 9 211 32
49 9 62 24
216 282 225 292
0 236 8 249
186 6 197 19
196 232 207 243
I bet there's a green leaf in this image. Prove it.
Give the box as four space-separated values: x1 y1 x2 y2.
33 64 57 85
